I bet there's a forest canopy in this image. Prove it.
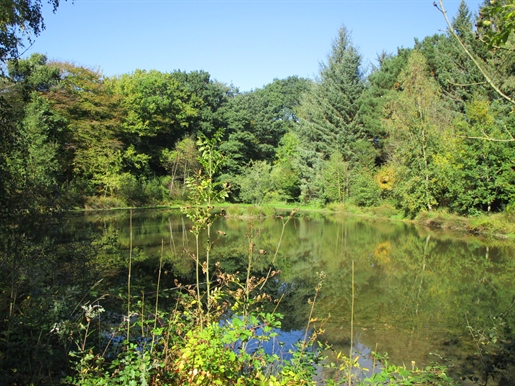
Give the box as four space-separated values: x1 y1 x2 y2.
1 0 515 218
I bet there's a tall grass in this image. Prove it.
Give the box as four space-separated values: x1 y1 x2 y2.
65 134 458 385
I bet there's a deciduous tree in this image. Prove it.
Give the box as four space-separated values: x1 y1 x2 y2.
385 51 453 215
0 0 64 65
49 62 126 195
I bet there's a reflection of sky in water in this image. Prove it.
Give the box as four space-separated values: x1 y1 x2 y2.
263 329 307 360
220 315 382 383
74 209 515 383
221 315 307 361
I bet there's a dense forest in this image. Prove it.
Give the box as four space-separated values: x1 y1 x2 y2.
2 1 515 384
1 1 515 219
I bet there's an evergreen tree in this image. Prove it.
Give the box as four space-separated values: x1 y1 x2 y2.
430 1 491 110
297 25 365 162
357 48 412 165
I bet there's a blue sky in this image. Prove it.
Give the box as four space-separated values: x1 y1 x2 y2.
26 0 483 92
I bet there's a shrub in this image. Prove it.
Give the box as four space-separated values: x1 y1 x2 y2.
84 195 127 209
350 169 382 207
118 175 168 207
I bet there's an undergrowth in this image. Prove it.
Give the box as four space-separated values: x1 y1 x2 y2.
66 133 457 385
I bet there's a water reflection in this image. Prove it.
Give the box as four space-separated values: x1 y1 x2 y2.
75 211 515 376
63 209 515 382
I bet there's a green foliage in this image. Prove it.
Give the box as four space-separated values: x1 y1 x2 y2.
294 25 377 206
8 92 64 208
0 1 64 65
0 55 71 215
185 130 229 211
428 1 490 109
235 161 274 205
362 353 456 385
297 25 365 161
269 163 301 203
385 50 452 216
161 136 200 200
222 76 310 169
318 152 350 204
7 53 61 96
358 48 410 148
349 168 381 207
478 0 515 47
70 343 157 386
118 175 169 207
67 294 323 385
444 97 515 214
49 62 127 196
108 69 230 178
110 69 200 138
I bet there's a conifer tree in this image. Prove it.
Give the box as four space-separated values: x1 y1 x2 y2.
431 1 491 110
297 25 365 162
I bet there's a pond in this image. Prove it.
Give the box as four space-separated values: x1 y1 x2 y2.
2 208 515 384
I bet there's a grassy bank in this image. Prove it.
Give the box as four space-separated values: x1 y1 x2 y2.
413 210 515 240
323 202 515 241
77 195 515 242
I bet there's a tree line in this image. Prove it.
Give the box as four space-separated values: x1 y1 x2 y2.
1 0 515 217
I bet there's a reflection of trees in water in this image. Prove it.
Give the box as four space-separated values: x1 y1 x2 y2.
279 214 515 384
0 211 114 384
3 209 515 383
0 209 201 383
181 211 515 384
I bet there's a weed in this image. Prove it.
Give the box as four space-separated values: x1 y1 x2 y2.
65 133 458 385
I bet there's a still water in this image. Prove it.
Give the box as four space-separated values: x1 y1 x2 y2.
67 208 515 382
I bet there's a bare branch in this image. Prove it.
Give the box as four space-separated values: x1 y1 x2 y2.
459 126 515 142
437 0 515 106
446 80 488 87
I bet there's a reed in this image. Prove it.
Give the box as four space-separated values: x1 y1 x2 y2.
349 259 355 385
126 208 133 343
150 240 164 354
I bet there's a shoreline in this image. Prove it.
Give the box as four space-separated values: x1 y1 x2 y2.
69 201 515 243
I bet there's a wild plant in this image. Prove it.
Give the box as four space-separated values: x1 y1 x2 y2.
65 132 459 385
182 129 230 325
464 309 515 384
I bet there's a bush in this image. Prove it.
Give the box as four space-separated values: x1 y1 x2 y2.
118 175 168 207
84 195 127 210
349 170 381 207
235 161 274 205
